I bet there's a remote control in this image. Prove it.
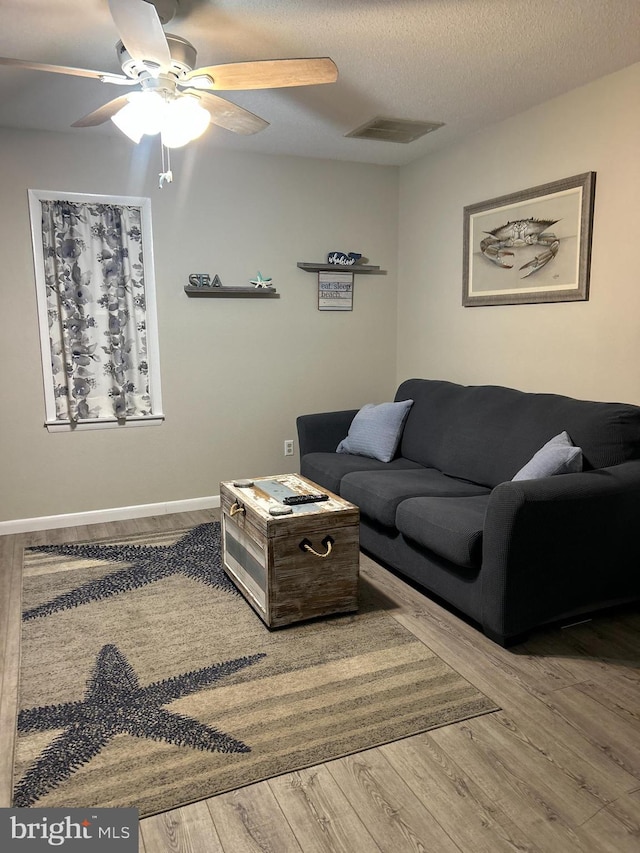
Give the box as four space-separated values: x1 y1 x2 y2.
282 493 329 505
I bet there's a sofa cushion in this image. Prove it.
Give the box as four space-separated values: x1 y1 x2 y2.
336 399 414 462
512 431 582 481
301 452 423 496
396 495 490 568
340 468 490 528
395 378 640 487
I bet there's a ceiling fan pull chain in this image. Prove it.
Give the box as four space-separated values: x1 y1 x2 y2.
158 141 173 188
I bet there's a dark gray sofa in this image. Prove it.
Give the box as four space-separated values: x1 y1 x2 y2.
297 378 640 645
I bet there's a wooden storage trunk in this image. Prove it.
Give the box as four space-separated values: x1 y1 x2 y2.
220 474 360 627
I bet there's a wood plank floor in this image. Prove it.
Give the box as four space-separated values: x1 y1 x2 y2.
1 509 639 852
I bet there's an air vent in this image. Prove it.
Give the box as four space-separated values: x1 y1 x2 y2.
345 117 444 144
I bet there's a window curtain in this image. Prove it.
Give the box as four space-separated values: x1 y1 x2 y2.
41 200 153 422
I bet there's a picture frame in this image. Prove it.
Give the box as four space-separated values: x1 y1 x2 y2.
462 172 596 307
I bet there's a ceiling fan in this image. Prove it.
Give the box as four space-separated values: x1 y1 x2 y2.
0 0 338 147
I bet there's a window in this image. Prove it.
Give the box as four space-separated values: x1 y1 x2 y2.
28 190 163 432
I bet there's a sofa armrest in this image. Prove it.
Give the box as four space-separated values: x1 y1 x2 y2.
480 461 640 641
296 410 358 456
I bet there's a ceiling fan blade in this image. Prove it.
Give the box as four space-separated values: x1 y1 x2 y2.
0 55 128 83
108 0 171 68
71 95 132 127
181 89 269 135
186 57 338 91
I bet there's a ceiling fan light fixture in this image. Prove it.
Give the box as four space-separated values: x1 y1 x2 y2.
111 90 209 147
111 90 166 141
160 95 210 148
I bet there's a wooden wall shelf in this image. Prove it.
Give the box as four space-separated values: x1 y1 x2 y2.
184 286 279 298
297 262 387 275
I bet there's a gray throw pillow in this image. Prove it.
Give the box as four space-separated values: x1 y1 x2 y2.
336 399 414 463
512 431 582 481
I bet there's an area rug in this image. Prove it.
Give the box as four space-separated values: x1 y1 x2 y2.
14 522 498 817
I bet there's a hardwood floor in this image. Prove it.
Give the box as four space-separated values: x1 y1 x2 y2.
1 509 639 852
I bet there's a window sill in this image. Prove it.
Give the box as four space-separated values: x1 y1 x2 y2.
45 415 165 433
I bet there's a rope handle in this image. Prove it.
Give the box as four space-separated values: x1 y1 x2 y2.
230 501 245 517
300 536 334 559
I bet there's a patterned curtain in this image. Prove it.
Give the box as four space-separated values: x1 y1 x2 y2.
41 200 153 422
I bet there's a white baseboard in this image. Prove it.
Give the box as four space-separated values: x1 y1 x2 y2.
0 495 221 535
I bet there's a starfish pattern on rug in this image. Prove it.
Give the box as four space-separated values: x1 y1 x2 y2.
13 643 266 807
23 522 238 621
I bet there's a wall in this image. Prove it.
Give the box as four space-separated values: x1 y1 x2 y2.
397 62 640 405
0 128 398 523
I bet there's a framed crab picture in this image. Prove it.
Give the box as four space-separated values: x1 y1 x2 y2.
462 172 596 306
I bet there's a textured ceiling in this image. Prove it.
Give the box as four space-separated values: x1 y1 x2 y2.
1 0 639 166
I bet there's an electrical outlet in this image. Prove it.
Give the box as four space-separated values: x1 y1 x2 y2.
284 439 294 457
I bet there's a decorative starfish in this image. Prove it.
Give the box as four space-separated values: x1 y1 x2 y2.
24 522 238 621
13 643 266 807
250 271 272 288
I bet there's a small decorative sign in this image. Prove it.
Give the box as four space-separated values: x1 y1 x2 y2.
327 251 362 266
318 271 353 311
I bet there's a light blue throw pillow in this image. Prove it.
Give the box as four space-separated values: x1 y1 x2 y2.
336 399 414 463
512 431 582 481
